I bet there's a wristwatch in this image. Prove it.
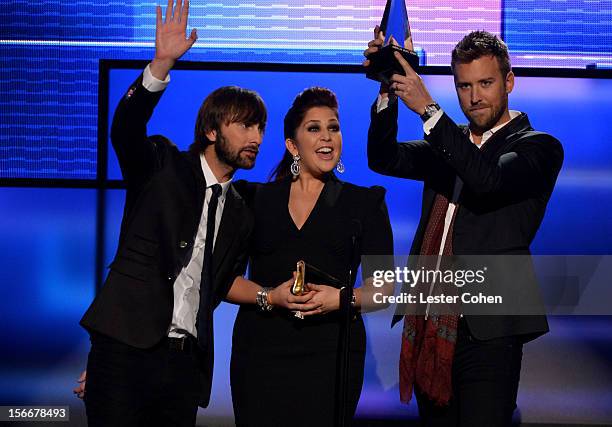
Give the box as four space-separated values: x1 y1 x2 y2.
420 102 441 122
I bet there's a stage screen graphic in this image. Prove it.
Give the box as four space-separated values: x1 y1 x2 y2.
2 0 611 179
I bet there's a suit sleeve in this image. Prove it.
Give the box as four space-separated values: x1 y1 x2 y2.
110 73 166 189
230 229 251 281
222 215 253 302
367 99 438 181
360 186 394 279
426 113 564 196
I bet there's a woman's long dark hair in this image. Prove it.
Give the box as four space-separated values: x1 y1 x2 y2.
269 87 339 181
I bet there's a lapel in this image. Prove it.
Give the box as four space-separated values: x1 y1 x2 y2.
421 152 458 228
185 150 206 209
187 148 242 276
480 113 532 158
187 149 243 279
320 174 343 209
211 185 244 290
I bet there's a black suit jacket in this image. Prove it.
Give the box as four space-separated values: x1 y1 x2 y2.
368 101 563 341
80 74 253 407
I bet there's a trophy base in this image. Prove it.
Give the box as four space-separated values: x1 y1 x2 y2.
365 44 420 83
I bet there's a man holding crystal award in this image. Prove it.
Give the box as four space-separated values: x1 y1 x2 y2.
364 1 563 426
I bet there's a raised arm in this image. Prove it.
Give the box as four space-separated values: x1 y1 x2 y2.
110 0 197 187
383 47 563 196
367 100 437 181
364 27 438 181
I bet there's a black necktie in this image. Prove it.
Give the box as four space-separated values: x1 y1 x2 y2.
197 183 222 348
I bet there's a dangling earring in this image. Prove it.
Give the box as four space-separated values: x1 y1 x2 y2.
336 157 345 174
290 154 301 177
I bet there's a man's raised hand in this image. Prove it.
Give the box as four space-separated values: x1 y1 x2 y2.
389 51 434 115
362 25 385 68
150 0 197 80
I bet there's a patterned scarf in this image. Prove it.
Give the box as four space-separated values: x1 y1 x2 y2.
399 192 459 406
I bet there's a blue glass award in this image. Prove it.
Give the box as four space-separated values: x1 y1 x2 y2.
365 0 420 83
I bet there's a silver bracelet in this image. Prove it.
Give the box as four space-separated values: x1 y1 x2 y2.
256 287 274 311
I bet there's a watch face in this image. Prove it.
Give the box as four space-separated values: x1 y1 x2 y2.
421 103 439 121
426 104 439 116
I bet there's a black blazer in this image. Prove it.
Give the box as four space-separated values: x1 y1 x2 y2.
368 101 563 341
80 74 253 407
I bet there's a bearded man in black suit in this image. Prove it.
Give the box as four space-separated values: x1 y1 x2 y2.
79 1 266 425
365 30 563 426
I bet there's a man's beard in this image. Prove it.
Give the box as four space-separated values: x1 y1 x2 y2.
214 132 257 170
465 96 508 134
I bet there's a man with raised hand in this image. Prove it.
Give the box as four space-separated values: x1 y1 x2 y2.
79 1 266 425
366 30 563 426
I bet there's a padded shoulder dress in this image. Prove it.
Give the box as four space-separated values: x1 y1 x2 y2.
231 175 393 426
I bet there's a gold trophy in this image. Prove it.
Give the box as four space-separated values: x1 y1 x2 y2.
290 260 346 320
365 0 420 83
291 261 306 319
291 260 306 296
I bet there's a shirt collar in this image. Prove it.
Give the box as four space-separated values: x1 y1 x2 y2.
200 153 231 198
472 110 521 147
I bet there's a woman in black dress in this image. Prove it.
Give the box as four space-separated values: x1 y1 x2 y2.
226 87 394 426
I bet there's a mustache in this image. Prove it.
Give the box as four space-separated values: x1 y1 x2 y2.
241 145 260 154
469 105 491 112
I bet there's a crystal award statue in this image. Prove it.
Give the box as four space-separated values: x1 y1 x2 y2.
365 0 420 82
